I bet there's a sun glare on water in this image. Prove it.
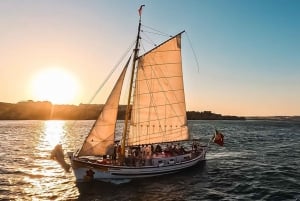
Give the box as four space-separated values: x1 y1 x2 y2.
31 67 79 104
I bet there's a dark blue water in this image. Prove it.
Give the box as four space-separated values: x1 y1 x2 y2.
0 120 299 200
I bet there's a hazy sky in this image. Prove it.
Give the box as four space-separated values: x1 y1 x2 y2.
1 0 299 116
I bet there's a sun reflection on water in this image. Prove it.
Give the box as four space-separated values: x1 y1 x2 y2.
22 120 79 200
43 120 66 148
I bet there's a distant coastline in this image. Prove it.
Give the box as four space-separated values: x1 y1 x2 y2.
0 101 249 120
245 116 300 121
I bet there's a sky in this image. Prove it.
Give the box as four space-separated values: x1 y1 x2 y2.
0 0 299 116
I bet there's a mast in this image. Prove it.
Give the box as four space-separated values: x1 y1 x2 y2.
121 5 144 156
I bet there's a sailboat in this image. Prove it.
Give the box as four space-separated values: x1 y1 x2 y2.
67 6 210 181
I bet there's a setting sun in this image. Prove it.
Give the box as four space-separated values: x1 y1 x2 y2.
31 67 79 104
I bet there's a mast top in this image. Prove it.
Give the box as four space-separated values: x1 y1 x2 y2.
138 5 145 20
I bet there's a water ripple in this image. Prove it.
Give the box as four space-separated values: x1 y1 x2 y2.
0 120 300 200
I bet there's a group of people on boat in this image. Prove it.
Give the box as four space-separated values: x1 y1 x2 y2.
103 141 202 167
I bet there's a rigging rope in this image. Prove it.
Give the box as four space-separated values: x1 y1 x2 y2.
141 31 157 46
184 32 201 73
141 24 172 37
87 40 135 104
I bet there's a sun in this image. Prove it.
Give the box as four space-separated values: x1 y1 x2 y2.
31 67 79 104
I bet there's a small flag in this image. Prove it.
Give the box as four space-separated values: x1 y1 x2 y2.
213 129 224 146
138 5 145 16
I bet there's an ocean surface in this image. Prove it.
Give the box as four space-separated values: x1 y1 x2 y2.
0 120 299 201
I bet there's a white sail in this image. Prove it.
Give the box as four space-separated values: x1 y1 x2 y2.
77 58 130 156
128 34 189 146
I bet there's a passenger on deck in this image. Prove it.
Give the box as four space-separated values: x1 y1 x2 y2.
164 144 171 156
141 145 146 159
145 145 152 165
179 146 187 154
155 144 162 153
112 145 117 164
117 145 121 159
145 145 151 158
193 142 198 151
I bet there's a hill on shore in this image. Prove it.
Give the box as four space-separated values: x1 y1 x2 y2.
0 101 245 120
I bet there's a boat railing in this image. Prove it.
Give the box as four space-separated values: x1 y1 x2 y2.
76 144 205 168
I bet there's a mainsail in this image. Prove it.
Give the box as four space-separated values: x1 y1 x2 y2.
127 33 189 146
77 58 130 156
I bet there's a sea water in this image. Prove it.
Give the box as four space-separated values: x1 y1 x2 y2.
0 120 299 200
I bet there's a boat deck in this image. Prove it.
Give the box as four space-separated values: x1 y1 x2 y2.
75 145 207 168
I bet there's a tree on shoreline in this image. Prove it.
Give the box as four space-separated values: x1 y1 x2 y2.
0 101 246 120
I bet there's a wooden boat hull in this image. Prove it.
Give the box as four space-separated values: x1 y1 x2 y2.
68 148 207 181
